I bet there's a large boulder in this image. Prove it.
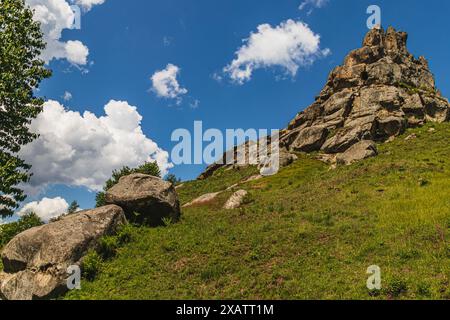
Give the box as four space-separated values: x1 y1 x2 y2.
0 205 126 300
105 174 181 226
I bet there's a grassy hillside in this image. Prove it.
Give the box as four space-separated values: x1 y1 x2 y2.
66 122 450 300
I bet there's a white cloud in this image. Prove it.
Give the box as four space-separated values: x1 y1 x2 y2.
74 0 106 11
20 100 173 195
63 91 73 101
18 197 69 222
65 40 89 65
25 0 105 65
151 64 188 102
223 19 329 84
299 0 329 11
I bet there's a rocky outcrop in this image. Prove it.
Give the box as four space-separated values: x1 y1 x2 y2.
282 26 449 156
105 173 181 226
199 27 450 178
198 140 297 180
223 190 248 210
0 205 126 300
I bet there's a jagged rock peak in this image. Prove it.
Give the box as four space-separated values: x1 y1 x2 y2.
282 26 449 157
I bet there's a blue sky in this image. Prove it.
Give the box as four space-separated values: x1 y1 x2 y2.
12 0 450 219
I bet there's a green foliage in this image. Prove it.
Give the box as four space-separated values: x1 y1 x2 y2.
0 0 52 217
81 250 102 281
98 236 119 260
96 162 161 207
81 224 136 281
161 217 173 227
165 174 181 186
0 212 43 247
67 201 80 214
115 223 135 245
66 123 450 300
395 81 438 96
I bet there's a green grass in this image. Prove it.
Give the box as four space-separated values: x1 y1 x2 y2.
65 122 450 300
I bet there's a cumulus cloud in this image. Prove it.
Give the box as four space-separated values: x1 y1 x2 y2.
65 40 89 65
223 19 329 84
151 64 188 102
18 197 69 222
74 0 106 11
299 0 329 11
20 100 173 195
25 0 105 65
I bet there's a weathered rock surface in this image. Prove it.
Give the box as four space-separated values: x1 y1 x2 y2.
198 137 297 180
105 173 180 226
336 140 378 165
183 192 221 208
198 27 450 178
223 190 248 210
282 26 449 156
0 205 126 300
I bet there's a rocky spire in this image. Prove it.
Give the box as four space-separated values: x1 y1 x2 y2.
281 26 449 156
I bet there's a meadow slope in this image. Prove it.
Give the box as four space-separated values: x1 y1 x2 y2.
66 123 450 300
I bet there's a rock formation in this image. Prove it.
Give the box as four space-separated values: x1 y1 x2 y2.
199 27 450 178
281 26 449 156
0 205 126 300
105 173 181 226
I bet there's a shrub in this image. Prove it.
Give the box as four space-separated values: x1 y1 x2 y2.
81 225 135 281
116 224 135 245
0 213 43 247
82 250 102 281
98 236 119 260
165 174 181 186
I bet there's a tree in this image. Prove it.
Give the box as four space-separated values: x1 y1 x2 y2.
96 162 161 207
49 200 80 223
0 0 52 217
165 174 181 186
67 201 80 214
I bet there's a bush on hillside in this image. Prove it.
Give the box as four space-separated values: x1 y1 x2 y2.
165 174 181 186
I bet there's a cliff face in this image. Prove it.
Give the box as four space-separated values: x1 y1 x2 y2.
280 26 449 155
199 27 450 179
